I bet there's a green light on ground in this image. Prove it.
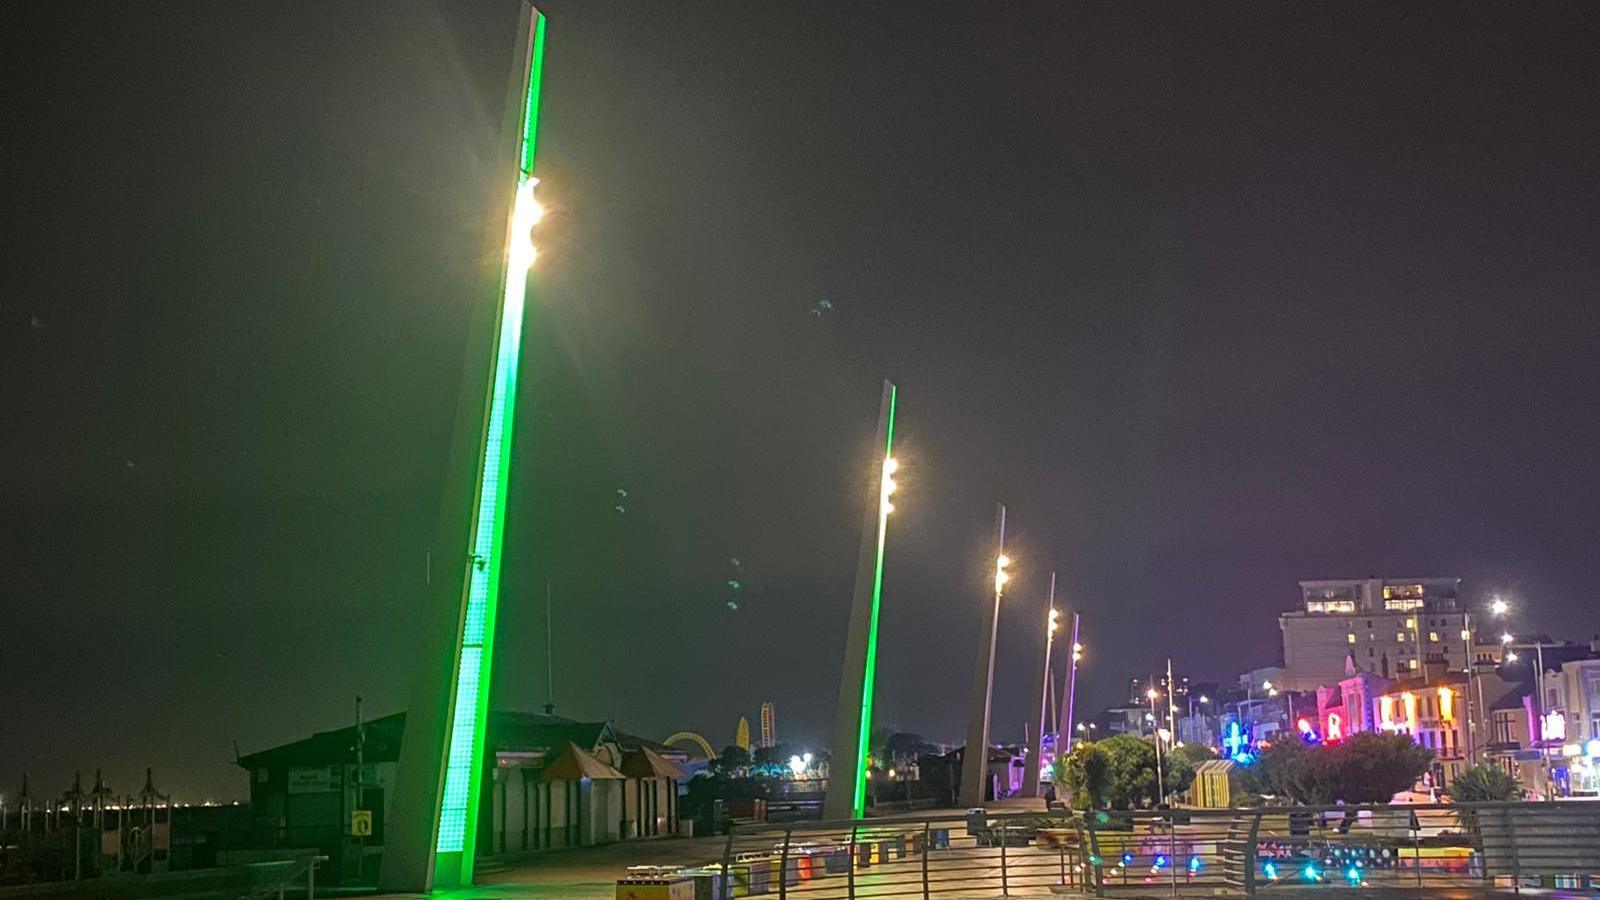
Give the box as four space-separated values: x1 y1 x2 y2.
853 384 896 818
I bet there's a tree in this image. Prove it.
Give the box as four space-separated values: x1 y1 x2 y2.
1330 732 1434 803
1100 735 1161 809
712 744 751 777
1171 743 1218 765
1054 741 1111 810
1446 764 1522 802
1055 737 1213 810
1240 733 1432 805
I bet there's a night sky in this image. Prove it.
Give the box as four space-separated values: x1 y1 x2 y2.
4 1 1599 801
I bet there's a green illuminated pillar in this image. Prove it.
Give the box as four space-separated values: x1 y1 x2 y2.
381 4 547 892
823 380 897 820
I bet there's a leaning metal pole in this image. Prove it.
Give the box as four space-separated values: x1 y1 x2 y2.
1060 612 1081 752
822 380 897 820
381 4 548 891
1021 572 1056 797
959 503 1007 808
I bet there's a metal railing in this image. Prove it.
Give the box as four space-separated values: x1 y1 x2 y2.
653 801 1600 897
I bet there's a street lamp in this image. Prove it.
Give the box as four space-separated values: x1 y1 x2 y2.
960 504 1008 808
1491 597 1560 799
1023 576 1060 797
1146 686 1166 804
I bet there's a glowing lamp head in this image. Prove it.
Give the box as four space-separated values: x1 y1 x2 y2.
788 755 807 777
994 554 1011 592
508 176 543 271
1500 632 1514 645
1490 596 1509 616
1048 608 1060 634
883 458 898 475
1505 651 1519 662
1146 687 1159 701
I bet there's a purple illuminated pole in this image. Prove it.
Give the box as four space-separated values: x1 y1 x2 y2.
1060 612 1082 752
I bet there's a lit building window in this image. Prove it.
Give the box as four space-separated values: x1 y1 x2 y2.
1460 628 1471 641
1405 617 1416 630
1409 659 1419 670
1397 633 1407 642
1347 633 1357 644
1429 631 1440 643
1307 600 1357 614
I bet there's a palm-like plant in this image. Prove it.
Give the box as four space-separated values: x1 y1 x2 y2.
1447 764 1522 802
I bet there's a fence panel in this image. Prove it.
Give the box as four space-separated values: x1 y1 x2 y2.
709 801 1600 897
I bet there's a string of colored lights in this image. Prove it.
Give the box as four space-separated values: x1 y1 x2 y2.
435 8 547 867
851 384 896 818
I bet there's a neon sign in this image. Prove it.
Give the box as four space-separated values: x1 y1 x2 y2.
1224 720 1254 763
1541 710 1567 742
1297 717 1321 744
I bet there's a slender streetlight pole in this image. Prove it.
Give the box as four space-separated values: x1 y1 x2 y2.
959 504 1008 808
1022 573 1058 797
1166 658 1179 740
1494 597 1559 800
383 6 549 890
1534 639 1555 801
823 380 898 821
1146 686 1165 804
1060 614 1082 752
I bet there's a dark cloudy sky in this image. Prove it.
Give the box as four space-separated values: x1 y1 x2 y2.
4 1 1599 800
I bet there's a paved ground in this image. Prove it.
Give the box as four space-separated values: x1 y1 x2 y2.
367 833 728 899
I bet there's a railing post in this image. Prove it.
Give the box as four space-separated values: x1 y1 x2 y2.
847 822 858 900
1413 809 1424 889
921 820 931 900
1243 809 1263 897
778 826 790 900
1059 834 1067 889
1083 814 1106 897
1504 805 1521 895
1000 822 1010 896
720 823 734 900
1169 816 1179 897
306 857 316 899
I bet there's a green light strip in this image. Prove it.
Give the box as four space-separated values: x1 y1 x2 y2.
435 7 546 870
520 14 547 177
852 385 896 818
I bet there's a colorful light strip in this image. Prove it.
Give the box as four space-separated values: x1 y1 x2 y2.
435 8 546 868
851 385 896 818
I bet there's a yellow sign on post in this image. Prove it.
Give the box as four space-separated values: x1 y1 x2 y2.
351 810 373 837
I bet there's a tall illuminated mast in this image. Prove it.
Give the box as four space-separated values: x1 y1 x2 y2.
382 4 547 892
823 380 897 820
960 503 1008 808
